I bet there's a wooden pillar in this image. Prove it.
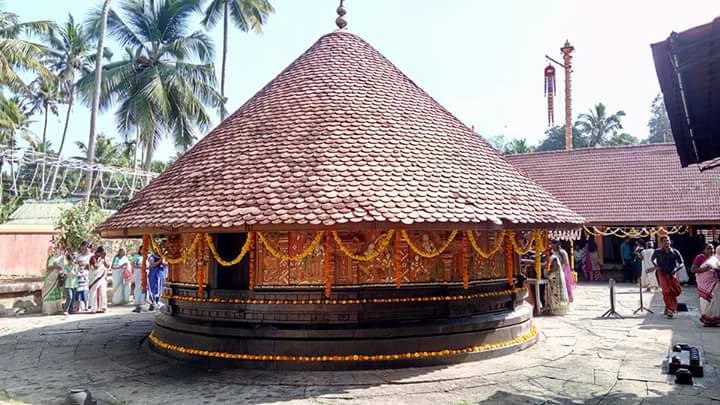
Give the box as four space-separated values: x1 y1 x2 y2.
323 233 333 298
535 231 544 281
141 235 149 290
594 227 605 266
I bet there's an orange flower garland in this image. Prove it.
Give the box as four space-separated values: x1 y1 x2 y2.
466 230 506 259
461 232 469 289
249 235 255 289
323 233 333 298
148 325 537 362
161 287 524 305
394 232 402 288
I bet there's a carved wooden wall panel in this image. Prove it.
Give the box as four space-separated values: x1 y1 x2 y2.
167 234 208 284
288 232 324 285
256 232 290 286
251 230 509 288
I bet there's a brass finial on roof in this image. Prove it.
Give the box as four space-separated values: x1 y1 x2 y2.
336 0 347 29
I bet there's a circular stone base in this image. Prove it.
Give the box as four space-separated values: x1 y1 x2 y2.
148 301 536 370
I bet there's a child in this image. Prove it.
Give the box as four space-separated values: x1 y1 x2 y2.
76 265 90 312
62 253 78 315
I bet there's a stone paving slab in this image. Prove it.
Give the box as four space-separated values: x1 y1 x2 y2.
1 283 719 404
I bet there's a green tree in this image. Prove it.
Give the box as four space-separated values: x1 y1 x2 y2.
536 125 588 152
0 4 52 91
74 134 127 166
201 0 273 106
45 13 110 160
25 76 60 190
503 138 534 155
647 93 672 143
483 134 507 152
576 103 626 147
605 132 639 146
80 0 225 171
45 13 112 199
55 201 108 251
25 76 60 155
0 95 33 204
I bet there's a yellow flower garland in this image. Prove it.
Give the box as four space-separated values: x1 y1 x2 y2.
149 325 536 362
467 230 506 259
509 230 537 255
150 234 201 265
331 230 396 261
162 287 525 305
401 230 459 258
206 232 254 267
257 231 324 262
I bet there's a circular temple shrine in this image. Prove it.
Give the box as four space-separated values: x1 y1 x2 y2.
97 10 583 369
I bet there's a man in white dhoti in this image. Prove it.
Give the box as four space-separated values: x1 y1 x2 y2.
89 246 109 313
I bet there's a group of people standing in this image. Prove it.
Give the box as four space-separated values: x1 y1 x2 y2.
42 241 168 316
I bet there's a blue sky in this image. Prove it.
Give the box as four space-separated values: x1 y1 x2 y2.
10 0 720 161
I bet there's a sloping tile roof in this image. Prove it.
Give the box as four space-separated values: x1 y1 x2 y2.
98 30 582 236
506 144 720 225
652 17 720 169
2 200 73 226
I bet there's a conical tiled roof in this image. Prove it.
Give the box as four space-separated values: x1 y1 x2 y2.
98 30 583 236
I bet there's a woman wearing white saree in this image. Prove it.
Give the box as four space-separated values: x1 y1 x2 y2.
546 245 570 315
111 248 131 305
89 246 109 313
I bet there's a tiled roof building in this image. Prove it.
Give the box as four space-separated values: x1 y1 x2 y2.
506 143 720 225
98 30 581 236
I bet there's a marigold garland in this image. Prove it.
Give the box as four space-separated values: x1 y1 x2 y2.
162 287 525 305
394 232 402 288
150 234 201 265
467 230 506 259
257 231 324 261
205 232 254 266
401 230 459 258
461 233 469 289
534 231 545 281
323 233 333 298
331 230 395 261
148 325 537 362
509 230 537 255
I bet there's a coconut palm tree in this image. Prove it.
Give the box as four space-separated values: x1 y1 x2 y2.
0 95 33 204
79 0 224 171
0 3 52 91
85 0 112 203
24 76 60 192
503 138 533 155
576 103 626 147
201 0 273 105
45 14 111 160
45 13 111 199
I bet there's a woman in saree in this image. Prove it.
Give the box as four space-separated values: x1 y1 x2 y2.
692 244 720 326
42 246 65 315
111 248 131 305
546 244 570 315
89 246 109 313
551 240 574 302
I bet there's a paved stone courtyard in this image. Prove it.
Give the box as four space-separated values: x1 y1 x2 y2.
1 283 719 405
